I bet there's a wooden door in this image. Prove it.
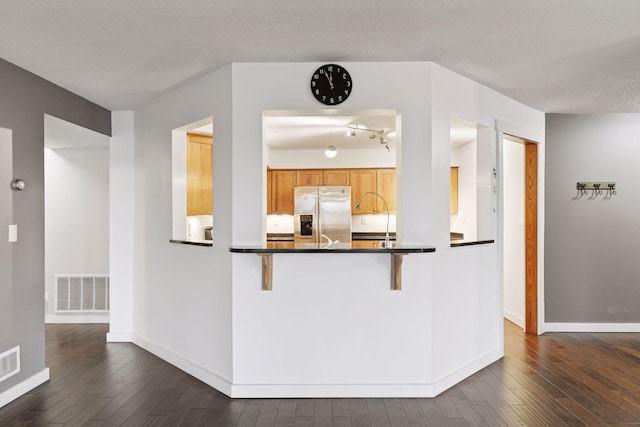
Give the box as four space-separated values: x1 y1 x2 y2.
323 169 350 186
350 169 377 213
271 170 297 214
376 169 396 213
186 132 213 216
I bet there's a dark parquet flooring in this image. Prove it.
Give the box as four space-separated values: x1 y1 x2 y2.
2 321 640 426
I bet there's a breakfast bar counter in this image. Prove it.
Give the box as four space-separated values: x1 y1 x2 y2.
230 244 436 291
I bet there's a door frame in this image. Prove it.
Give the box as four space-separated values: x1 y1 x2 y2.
524 141 538 334
496 122 543 335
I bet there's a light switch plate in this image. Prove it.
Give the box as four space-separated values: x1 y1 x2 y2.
8 225 17 242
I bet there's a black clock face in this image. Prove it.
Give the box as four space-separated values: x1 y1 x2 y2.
310 64 352 105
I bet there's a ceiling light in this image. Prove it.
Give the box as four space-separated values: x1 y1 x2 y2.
325 145 337 158
347 128 356 137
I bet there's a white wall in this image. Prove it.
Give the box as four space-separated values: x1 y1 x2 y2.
108 111 135 341
44 147 109 323
429 63 544 382
503 139 525 328
268 147 396 169
111 61 545 398
232 62 435 396
115 67 234 392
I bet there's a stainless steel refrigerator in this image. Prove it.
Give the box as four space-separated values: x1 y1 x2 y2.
294 186 351 248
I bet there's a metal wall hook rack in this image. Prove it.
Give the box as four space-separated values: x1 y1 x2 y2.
576 182 617 199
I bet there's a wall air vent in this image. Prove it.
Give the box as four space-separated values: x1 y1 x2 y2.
0 346 20 383
55 275 109 313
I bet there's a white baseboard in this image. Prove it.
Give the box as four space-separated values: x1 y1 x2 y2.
132 334 232 397
230 349 503 398
106 332 133 342
46 314 109 324
0 368 49 409
131 335 501 398
545 323 640 333
503 310 525 329
429 348 503 397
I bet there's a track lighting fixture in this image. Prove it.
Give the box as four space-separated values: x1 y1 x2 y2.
346 124 393 150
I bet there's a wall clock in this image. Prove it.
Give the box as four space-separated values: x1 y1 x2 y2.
310 64 352 105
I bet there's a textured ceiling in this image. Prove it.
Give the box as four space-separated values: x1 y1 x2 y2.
2 1 640 113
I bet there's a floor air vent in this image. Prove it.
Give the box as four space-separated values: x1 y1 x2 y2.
0 346 20 383
56 274 110 313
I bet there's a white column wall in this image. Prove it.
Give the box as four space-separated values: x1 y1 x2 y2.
107 68 234 391
429 63 544 388
231 62 435 396
108 111 135 341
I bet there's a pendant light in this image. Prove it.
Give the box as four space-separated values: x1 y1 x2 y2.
325 117 337 158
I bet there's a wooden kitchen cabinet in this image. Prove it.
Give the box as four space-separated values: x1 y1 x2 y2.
350 169 378 213
186 132 213 216
267 169 273 214
270 170 297 214
450 167 458 214
351 240 380 248
297 169 322 186
323 169 350 186
376 169 396 213
350 168 396 214
266 167 395 215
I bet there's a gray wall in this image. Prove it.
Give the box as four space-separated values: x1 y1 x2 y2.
0 58 110 395
546 114 640 323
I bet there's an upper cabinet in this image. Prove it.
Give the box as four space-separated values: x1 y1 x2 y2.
297 170 322 186
267 167 396 215
350 169 378 214
323 169 350 186
350 168 396 214
376 169 396 213
186 132 213 216
269 170 297 214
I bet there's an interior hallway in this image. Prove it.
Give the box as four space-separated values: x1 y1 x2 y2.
1 320 640 426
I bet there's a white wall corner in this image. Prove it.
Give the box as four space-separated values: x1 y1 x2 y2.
132 334 232 397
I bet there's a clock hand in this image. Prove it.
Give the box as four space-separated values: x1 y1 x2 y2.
325 71 334 89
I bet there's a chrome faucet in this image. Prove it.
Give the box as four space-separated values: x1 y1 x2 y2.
355 191 392 248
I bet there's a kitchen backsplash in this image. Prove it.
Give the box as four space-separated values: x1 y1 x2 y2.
266 214 397 234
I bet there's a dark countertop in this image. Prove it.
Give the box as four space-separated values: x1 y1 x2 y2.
450 239 494 247
266 232 396 242
230 244 434 254
170 239 213 247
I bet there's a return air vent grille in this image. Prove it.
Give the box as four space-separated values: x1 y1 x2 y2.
0 346 20 383
55 275 109 313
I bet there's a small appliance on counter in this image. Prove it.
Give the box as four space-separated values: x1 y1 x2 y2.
294 186 351 248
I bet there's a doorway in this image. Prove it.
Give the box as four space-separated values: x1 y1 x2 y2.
44 115 111 323
502 134 538 334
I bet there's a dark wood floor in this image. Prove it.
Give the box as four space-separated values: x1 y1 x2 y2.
2 321 640 426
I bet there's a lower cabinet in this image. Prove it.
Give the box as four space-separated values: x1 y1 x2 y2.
351 240 380 248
